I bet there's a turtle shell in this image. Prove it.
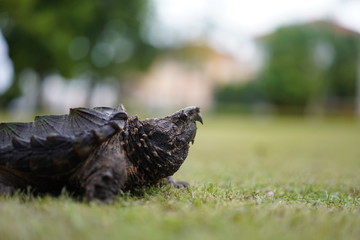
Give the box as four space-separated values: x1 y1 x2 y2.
0 107 127 176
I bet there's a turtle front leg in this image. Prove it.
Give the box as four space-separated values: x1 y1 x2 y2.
70 134 128 203
164 176 189 188
83 166 126 202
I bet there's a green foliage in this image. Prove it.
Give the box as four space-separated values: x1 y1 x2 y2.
0 116 359 239
216 22 360 112
260 22 359 106
260 26 317 106
0 0 157 105
216 81 264 104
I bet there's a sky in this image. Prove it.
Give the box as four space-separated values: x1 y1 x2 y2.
1 0 360 93
148 0 360 58
0 30 13 94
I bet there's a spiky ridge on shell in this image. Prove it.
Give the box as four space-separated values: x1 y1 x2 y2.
0 107 127 175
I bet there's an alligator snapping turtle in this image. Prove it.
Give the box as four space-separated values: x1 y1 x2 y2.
0 106 202 202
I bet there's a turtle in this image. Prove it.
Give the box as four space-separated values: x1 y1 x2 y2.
0 106 202 202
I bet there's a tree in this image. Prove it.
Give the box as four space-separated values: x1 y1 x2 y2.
215 21 360 114
0 0 158 109
258 21 360 111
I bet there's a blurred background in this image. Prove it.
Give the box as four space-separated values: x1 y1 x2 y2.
0 0 360 118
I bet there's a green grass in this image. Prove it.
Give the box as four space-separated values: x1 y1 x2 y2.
1 115 360 240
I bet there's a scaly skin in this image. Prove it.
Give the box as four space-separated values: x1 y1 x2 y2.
122 107 202 189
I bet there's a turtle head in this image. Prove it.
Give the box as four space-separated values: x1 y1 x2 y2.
140 106 203 176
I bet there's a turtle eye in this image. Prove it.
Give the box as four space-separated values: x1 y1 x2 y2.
180 113 188 122
111 112 127 120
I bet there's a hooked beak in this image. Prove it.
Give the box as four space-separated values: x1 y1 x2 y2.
195 112 203 124
183 106 203 125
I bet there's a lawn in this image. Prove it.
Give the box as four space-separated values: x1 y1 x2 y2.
0 114 359 240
